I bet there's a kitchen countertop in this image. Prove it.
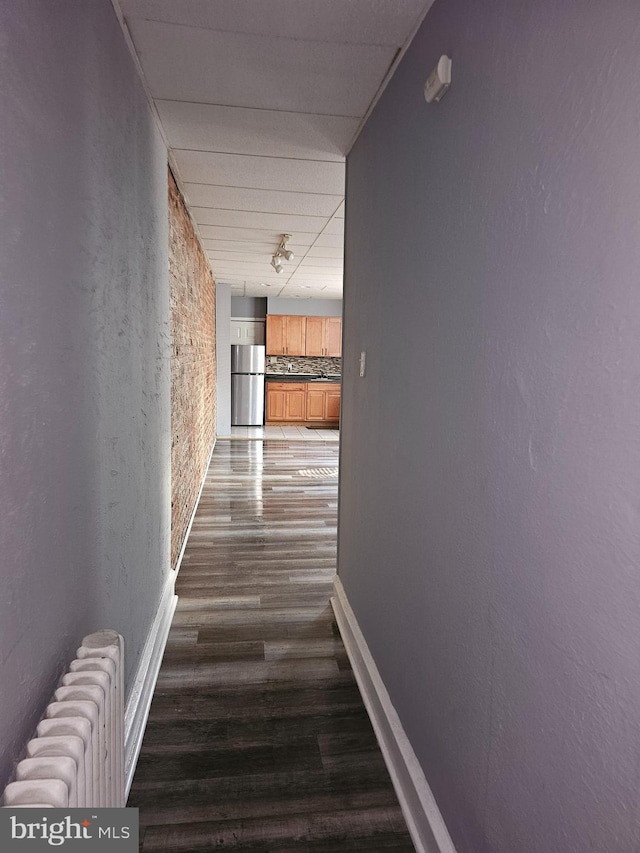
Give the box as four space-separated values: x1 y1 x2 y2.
266 374 341 383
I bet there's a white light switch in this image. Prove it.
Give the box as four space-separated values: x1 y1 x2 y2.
359 351 366 377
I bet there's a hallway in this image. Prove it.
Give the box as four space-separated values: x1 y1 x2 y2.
128 439 414 851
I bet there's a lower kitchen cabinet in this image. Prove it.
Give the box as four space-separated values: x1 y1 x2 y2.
306 390 326 421
306 384 341 422
266 381 340 425
325 388 341 420
266 383 307 422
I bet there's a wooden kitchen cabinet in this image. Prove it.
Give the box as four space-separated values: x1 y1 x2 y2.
266 382 307 422
306 389 327 420
325 387 341 420
304 316 342 356
266 388 286 421
304 317 324 356
304 383 341 422
324 318 342 356
267 314 342 357
285 389 306 420
266 315 306 355
266 381 340 425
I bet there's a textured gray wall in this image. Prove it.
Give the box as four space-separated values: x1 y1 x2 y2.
267 297 342 317
217 284 232 436
230 296 267 319
0 0 170 789
338 1 640 851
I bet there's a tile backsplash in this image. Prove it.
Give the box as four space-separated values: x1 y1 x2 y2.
267 355 341 375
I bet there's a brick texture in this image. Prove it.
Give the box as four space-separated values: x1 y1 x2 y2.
169 170 216 567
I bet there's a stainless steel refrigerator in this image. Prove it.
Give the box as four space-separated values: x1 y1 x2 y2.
231 345 266 425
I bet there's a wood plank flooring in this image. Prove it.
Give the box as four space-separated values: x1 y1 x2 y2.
128 439 415 852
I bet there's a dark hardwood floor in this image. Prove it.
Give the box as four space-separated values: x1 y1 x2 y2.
128 439 415 852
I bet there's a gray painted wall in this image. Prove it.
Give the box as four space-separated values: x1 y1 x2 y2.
0 0 171 789
339 2 640 851
267 298 342 317
216 284 232 436
231 296 267 319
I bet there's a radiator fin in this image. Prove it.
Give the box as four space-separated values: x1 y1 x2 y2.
2 631 124 808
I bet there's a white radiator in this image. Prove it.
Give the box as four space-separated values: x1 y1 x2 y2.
2 630 125 809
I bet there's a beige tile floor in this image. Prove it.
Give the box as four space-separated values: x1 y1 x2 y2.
224 425 340 442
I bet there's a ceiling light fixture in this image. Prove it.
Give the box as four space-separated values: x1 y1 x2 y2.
271 234 294 274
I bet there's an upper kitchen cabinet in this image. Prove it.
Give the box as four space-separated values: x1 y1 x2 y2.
230 319 265 345
266 315 306 356
303 317 343 357
324 317 342 357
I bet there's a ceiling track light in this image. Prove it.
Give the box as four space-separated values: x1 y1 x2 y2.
271 234 294 273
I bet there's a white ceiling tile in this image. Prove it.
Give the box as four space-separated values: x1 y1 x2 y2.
293 262 343 273
313 234 344 248
173 151 345 195
297 257 344 268
157 101 354 161
209 257 282 270
201 239 275 254
209 251 278 264
127 19 396 116
210 266 294 282
306 246 344 259
193 207 328 233
202 239 314 258
198 225 316 245
210 262 282 274
120 0 430 294
288 273 343 282
120 0 432 48
322 218 345 236
184 184 343 218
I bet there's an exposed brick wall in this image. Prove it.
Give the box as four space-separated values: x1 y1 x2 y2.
169 169 216 567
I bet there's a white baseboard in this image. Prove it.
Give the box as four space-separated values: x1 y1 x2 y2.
331 577 457 853
124 571 178 798
174 438 216 575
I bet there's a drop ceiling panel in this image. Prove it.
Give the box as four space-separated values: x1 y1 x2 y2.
157 101 356 161
209 260 295 274
209 251 287 264
288 272 343 281
192 207 329 233
306 246 344 259
313 234 344 249
210 268 272 277
173 150 345 195
117 0 435 302
201 240 276 254
216 269 337 283
322 218 346 236
296 257 344 268
126 19 396 116
120 0 432 47
198 225 316 245
213 273 289 285
202 240 314 258
184 185 342 218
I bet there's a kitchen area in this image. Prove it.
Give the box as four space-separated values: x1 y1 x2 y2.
229 298 342 436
